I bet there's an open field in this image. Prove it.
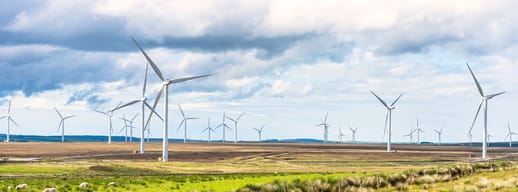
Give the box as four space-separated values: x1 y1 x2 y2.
1 142 517 191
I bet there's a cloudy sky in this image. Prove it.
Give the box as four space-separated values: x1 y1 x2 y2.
1 0 518 143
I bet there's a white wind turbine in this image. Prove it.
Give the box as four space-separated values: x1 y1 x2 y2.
316 113 330 143
253 124 265 142
122 113 139 142
94 102 122 144
119 114 129 142
1 100 19 142
108 63 163 153
434 126 444 145
144 127 152 142
201 118 216 143
370 91 403 152
404 128 415 144
215 112 232 143
54 107 75 143
415 116 424 144
226 112 245 144
505 122 517 148
177 104 198 143
466 63 506 159
338 128 346 143
348 126 358 144
133 37 210 162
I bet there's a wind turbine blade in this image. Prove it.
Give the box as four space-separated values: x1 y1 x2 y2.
54 107 63 119
316 123 325 127
370 90 389 109
145 85 164 129
226 116 236 123
214 124 223 129
201 127 209 133
9 118 20 127
7 100 11 114
108 100 140 113
144 101 163 121
178 104 186 118
468 99 483 134
390 93 404 106
508 122 512 133
324 112 328 123
383 110 388 138
131 36 165 81
94 110 108 116
348 126 353 132
487 91 506 99
505 134 510 140
57 120 63 133
466 63 485 97
187 117 198 120
131 113 139 121
176 119 185 133
64 115 75 120
237 112 245 121
0 116 5 120
169 74 211 84
142 62 149 97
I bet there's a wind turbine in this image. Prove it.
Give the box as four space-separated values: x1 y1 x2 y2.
144 127 152 142
505 122 517 148
316 113 330 143
215 112 232 143
1 99 19 142
404 128 415 144
415 116 424 144
434 126 444 145
177 104 198 143
125 113 139 142
370 91 403 152
338 128 346 143
348 126 358 144
54 107 75 143
107 63 163 153
467 131 473 147
253 124 265 142
119 114 129 142
201 118 216 143
466 63 506 159
226 112 245 143
94 102 122 144
133 37 210 162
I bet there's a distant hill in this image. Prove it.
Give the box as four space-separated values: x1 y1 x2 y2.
0 134 516 147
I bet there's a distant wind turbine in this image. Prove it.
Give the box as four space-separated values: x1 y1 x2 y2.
253 124 265 142
505 122 517 148
54 107 75 143
226 112 245 143
119 114 129 142
415 116 424 144
133 37 210 162
316 113 330 143
348 126 358 144
338 128 346 143
404 128 415 144
94 102 122 144
434 127 444 145
177 105 198 143
1 99 19 142
201 118 216 143
144 127 152 142
466 63 506 159
370 90 403 152
215 112 232 143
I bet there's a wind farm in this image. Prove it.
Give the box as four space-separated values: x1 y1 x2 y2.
1 1 518 191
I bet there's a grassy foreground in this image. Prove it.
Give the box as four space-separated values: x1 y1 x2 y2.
0 161 516 191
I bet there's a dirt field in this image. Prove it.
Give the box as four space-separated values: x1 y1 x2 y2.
1 142 517 162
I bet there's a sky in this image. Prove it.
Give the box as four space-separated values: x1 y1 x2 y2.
1 0 518 143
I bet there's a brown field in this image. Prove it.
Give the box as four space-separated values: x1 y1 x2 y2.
1 142 517 163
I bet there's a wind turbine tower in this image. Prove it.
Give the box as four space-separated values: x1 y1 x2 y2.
215 112 232 143
177 104 198 143
434 126 444 145
226 112 245 144
349 126 358 144
1 99 19 142
202 118 216 143
505 122 517 148
253 124 265 142
316 113 330 143
370 91 403 152
54 107 75 143
133 37 210 162
415 116 424 144
466 63 506 159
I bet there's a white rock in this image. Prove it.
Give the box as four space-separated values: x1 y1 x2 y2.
108 182 117 186
78 182 89 188
43 188 57 192
15 184 28 189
